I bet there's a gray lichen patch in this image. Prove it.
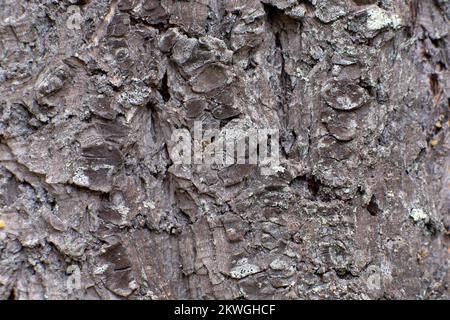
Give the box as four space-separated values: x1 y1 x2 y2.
72 167 90 188
365 6 402 31
314 0 349 23
230 259 261 279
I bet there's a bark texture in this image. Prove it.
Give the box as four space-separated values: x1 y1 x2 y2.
0 0 449 299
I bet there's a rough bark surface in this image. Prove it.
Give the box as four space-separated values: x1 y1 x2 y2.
0 0 448 300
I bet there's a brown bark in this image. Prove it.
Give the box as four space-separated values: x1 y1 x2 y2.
0 0 448 299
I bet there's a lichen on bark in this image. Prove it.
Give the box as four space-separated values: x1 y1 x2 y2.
0 0 448 300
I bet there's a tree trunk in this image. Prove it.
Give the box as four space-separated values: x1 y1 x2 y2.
0 0 448 300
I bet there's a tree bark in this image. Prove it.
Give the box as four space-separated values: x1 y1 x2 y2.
0 0 448 299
